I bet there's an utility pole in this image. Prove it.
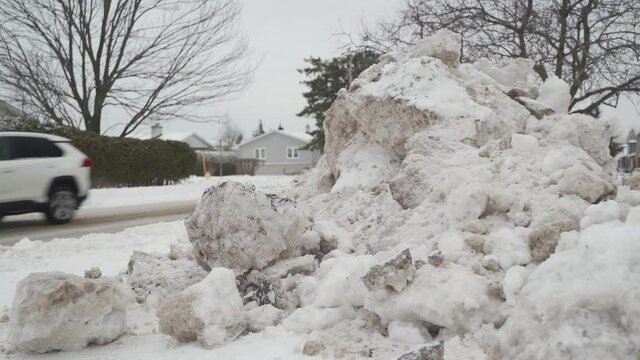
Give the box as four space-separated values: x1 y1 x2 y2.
219 139 223 176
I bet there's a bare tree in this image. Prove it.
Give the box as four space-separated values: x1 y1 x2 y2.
0 0 251 135
217 118 242 150
351 0 640 115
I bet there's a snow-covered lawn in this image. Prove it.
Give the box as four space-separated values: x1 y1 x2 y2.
83 175 293 209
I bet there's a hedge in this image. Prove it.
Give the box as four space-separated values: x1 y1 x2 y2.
1 120 197 188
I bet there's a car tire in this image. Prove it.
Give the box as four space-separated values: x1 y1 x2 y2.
45 187 77 225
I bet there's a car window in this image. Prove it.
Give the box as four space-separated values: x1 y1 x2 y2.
0 138 10 161
10 136 63 159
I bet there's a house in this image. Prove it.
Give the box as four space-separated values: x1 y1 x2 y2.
616 129 639 173
237 129 321 175
131 124 213 151
0 100 25 118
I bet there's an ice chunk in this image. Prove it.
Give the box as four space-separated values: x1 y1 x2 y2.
185 181 306 273
511 134 539 154
503 266 528 305
537 76 571 114
156 268 246 347
410 29 461 68
9 272 129 353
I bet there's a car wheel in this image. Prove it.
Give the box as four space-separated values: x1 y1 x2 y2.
45 187 77 225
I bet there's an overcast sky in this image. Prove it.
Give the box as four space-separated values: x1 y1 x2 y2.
116 0 639 142
118 0 403 142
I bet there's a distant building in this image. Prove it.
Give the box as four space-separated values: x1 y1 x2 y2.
616 129 639 173
131 123 213 151
0 100 25 118
237 129 321 175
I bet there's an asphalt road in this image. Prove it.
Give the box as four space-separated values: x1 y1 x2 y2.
0 201 196 246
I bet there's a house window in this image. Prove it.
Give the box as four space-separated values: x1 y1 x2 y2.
254 148 266 160
286 147 299 159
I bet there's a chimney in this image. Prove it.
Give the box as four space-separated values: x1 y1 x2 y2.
151 123 163 139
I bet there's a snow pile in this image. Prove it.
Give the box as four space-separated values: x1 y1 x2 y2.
185 181 306 273
156 268 247 347
287 29 631 358
8 272 129 353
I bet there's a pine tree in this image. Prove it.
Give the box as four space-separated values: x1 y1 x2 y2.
297 50 379 151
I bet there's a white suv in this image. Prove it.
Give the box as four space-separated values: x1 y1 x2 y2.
0 132 91 224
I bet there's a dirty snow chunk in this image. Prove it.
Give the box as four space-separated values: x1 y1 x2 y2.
365 264 491 332
300 230 321 253
312 255 378 308
541 148 579 175
473 58 534 88
531 114 613 169
616 186 640 206
332 132 400 192
444 336 487 360
622 170 640 190
246 305 283 332
410 29 461 68
496 221 640 359
9 272 129 353
127 251 207 302
514 97 555 119
388 320 429 344
282 306 356 332
537 76 571 114
363 249 416 292
580 200 625 229
446 185 488 222
84 266 102 279
558 164 613 203
627 206 640 223
503 266 528 305
156 268 246 347
185 181 306 273
259 255 317 280
482 228 531 270
398 341 444 360
437 232 466 262
511 134 539 154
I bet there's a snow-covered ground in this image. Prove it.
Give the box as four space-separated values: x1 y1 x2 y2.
0 224 313 360
83 175 293 210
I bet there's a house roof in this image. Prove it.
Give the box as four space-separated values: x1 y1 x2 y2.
0 100 25 118
130 131 212 149
238 129 312 147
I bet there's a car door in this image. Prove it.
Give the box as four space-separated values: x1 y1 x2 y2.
8 136 66 203
0 136 19 202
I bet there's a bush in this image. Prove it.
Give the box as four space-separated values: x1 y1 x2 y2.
1 121 197 188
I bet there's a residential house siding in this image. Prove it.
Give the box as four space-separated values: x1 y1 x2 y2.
237 131 321 175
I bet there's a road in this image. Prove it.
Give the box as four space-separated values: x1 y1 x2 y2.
0 201 196 246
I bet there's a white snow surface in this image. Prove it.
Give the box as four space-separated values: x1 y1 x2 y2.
83 175 293 209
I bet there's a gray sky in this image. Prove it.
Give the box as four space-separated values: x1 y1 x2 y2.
119 0 403 142
112 0 639 142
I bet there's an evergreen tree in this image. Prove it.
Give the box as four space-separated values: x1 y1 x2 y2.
297 50 379 151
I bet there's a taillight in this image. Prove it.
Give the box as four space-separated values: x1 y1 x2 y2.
82 158 93 167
